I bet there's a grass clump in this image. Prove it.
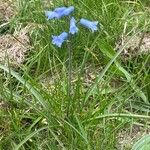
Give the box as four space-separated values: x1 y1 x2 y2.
0 0 150 150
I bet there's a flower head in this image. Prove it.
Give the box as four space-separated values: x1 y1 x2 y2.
69 17 79 34
54 7 67 13
52 32 68 47
53 7 67 18
80 18 98 32
45 11 57 20
45 6 74 20
63 6 74 16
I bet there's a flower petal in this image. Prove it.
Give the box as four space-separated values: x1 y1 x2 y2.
45 6 74 19
80 18 98 32
53 7 67 18
54 7 67 13
63 6 74 16
52 32 68 47
69 17 79 34
45 11 57 20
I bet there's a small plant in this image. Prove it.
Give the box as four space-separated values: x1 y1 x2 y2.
45 5 99 115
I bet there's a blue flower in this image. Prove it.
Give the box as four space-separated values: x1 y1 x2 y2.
53 7 67 18
69 17 79 34
45 6 74 20
80 18 98 32
62 6 74 16
45 11 57 20
52 32 68 47
54 7 67 13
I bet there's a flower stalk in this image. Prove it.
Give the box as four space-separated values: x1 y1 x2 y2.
66 36 72 116
63 0 68 6
45 5 99 116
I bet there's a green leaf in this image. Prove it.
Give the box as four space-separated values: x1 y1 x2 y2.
13 126 48 150
0 64 48 109
132 135 150 150
97 40 148 103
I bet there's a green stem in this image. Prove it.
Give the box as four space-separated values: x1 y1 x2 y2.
68 41 72 98
67 39 72 116
84 113 150 123
63 0 68 6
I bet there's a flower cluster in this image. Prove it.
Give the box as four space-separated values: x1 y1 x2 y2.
45 6 99 47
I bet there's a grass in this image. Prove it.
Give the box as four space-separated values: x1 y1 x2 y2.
0 0 150 149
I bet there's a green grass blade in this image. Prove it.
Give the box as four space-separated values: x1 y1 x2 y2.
49 128 66 149
98 40 148 103
0 64 47 109
84 113 150 123
131 135 150 150
62 118 89 143
84 31 142 103
74 114 89 144
13 126 48 150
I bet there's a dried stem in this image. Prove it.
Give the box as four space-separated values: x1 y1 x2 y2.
137 32 146 52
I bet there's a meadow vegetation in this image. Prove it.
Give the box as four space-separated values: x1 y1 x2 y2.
0 0 150 149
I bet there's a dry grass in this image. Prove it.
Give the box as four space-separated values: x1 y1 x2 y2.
116 32 150 56
117 124 150 150
0 26 30 67
0 0 31 67
0 0 15 21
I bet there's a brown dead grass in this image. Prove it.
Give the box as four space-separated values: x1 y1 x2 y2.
0 0 31 67
117 124 150 150
0 25 30 67
116 32 150 56
0 0 15 21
